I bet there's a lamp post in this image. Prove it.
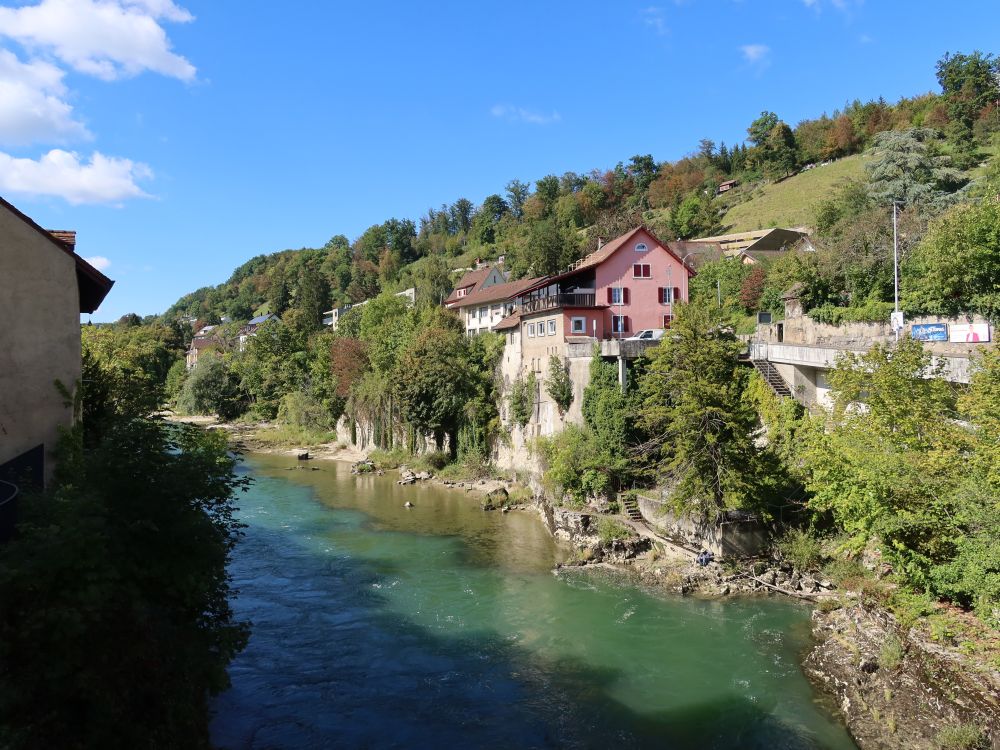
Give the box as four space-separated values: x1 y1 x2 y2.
891 200 902 342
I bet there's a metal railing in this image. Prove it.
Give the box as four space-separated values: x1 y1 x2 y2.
519 293 596 313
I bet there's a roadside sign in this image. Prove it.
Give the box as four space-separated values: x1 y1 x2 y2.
911 323 948 342
949 323 991 343
890 311 904 331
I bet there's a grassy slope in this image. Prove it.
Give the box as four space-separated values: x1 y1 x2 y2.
718 155 868 233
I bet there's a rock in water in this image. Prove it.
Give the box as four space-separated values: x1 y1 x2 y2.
404 501 413 508
481 486 509 511
297 451 310 460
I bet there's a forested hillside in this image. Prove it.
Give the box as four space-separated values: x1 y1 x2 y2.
162 51 1000 329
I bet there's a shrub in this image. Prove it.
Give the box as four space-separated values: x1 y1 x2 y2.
776 528 824 571
597 518 632 544
544 355 573 416
935 725 988 750
878 635 904 670
277 389 334 431
0 418 248 748
508 371 536 428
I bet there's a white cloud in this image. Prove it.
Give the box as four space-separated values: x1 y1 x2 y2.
490 104 561 125
0 49 90 145
83 255 111 270
640 6 667 35
0 149 152 204
740 44 770 64
0 0 196 81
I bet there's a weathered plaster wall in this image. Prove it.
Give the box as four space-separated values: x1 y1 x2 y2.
0 206 81 485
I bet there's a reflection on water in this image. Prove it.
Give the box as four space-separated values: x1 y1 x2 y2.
210 455 857 750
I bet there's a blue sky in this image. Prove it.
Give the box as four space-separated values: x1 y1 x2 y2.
2 0 998 321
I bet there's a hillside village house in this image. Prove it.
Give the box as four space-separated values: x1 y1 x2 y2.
324 287 415 330
497 227 694 366
0 197 114 495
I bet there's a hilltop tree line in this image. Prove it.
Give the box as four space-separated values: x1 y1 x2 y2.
163 51 1000 335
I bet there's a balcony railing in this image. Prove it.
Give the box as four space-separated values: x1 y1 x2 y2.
0 480 18 543
519 293 597 314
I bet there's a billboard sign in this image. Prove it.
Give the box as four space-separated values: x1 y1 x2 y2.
911 323 948 342
949 323 991 343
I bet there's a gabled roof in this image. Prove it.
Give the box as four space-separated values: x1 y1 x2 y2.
0 195 114 314
443 267 491 305
518 226 694 296
450 276 544 308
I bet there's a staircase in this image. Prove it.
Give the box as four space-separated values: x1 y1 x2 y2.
752 359 792 398
621 494 644 522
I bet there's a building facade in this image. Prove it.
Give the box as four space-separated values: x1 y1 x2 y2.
0 198 113 489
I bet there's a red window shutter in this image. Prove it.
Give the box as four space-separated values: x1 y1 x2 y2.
624 316 631 332
623 287 630 304
673 286 681 303
606 287 613 304
632 264 640 277
658 287 664 303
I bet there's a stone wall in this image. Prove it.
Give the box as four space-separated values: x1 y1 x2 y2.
635 494 766 558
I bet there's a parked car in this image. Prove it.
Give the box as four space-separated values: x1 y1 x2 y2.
624 329 665 342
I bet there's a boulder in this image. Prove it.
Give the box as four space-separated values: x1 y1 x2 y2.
481 487 509 511
297 451 310 460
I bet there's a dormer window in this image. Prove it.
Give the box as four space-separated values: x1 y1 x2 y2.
634 242 648 252
457 288 467 297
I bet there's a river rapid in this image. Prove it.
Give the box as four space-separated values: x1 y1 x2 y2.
210 454 857 750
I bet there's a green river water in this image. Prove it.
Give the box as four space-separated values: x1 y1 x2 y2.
210 454 858 749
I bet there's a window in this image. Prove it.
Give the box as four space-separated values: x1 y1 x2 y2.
612 315 629 333
492 305 502 316
634 242 648 252
659 286 681 304
662 314 674 329
547 319 556 335
457 288 467 298
633 263 651 278
571 317 586 334
607 287 630 304
527 323 535 337
478 306 488 319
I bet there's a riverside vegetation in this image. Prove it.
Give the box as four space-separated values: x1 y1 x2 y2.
17 48 999 746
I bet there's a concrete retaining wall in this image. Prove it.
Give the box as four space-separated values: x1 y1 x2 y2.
636 494 766 558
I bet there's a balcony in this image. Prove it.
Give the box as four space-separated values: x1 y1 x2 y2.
519 292 597 314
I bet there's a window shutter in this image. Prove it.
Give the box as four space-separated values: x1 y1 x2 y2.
673 286 681 303
624 316 631 332
658 287 664 304
632 264 640 277
606 287 613 304
623 287 630 304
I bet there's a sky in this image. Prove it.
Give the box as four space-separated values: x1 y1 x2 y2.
1 0 998 321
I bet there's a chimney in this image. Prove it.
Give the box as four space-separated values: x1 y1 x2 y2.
49 230 77 248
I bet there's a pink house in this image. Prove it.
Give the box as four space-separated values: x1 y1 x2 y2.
505 226 693 344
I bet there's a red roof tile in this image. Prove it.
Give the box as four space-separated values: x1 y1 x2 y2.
443 267 492 304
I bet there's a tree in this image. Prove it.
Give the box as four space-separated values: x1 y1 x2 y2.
761 122 798 179
668 193 719 240
638 303 766 519
508 371 536 428
936 51 1000 132
903 191 1000 319
865 128 968 208
176 355 245 419
0 377 248 748
505 179 530 220
739 266 767 310
747 111 780 147
394 324 470 453
544 355 573 416
803 339 966 586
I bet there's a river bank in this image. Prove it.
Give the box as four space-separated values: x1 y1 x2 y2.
177 417 998 749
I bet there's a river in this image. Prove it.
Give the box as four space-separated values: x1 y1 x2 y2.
210 454 857 749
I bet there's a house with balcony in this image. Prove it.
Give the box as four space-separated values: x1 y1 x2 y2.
0 197 114 500
449 276 543 335
502 226 693 352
